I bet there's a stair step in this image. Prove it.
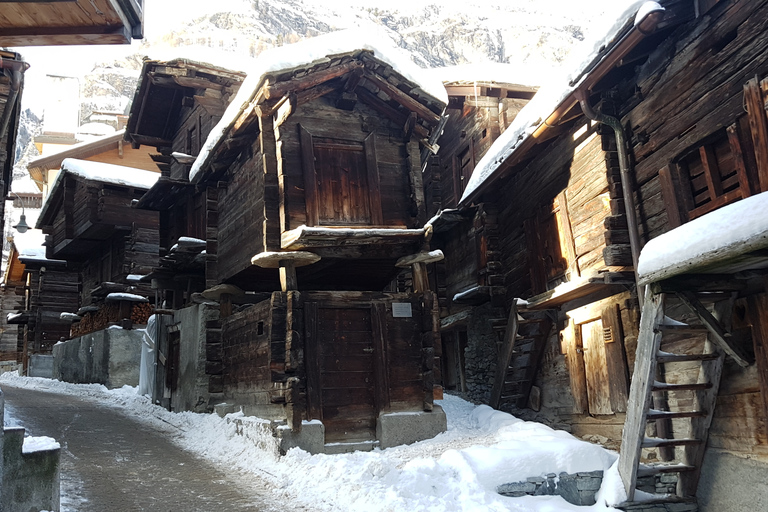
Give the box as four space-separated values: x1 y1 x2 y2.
636 464 696 477
656 351 720 363
616 496 698 509
641 437 703 448
658 325 708 335
652 381 712 392
646 409 707 420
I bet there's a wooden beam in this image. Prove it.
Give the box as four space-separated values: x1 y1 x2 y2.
263 60 363 100
356 87 430 139
677 291 752 367
727 122 754 198
362 72 441 126
489 300 520 409
699 144 723 201
744 77 768 192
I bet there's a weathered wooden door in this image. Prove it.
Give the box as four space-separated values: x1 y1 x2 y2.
306 303 379 442
313 139 372 226
300 125 383 227
580 318 613 415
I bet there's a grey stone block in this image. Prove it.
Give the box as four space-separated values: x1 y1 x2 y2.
376 405 447 449
28 355 54 378
276 421 325 455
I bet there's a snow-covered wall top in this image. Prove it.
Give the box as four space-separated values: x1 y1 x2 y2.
459 0 656 205
38 158 161 228
637 190 768 284
189 28 447 183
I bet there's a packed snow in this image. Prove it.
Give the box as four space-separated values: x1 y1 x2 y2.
0 373 629 511
105 292 149 302
190 27 447 183
637 190 768 283
460 1 657 204
22 435 61 454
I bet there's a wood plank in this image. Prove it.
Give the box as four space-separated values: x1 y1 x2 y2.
564 316 589 414
699 144 723 201
618 287 665 502
372 302 390 413
299 124 319 227
363 133 384 226
727 122 754 198
677 291 752 367
489 301 519 409
304 302 322 420
362 72 441 125
603 304 630 413
744 77 768 192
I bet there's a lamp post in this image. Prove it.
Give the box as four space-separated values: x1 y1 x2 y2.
10 191 29 233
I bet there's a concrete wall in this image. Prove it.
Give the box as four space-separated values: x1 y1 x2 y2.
28 354 54 378
171 304 218 413
0 390 61 512
53 328 142 388
697 449 768 512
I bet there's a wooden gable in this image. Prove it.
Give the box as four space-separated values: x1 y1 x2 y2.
0 0 143 46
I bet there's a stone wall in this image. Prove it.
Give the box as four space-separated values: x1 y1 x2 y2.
53 328 142 388
1 390 60 512
462 303 501 404
171 304 219 413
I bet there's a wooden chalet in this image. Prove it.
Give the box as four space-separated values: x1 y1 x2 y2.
0 0 143 46
125 57 246 307
430 0 768 508
35 159 159 336
131 33 449 451
27 129 157 195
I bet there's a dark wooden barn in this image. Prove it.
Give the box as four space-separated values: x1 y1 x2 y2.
130 34 449 451
429 0 768 509
35 159 160 335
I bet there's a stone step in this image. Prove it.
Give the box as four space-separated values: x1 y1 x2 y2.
323 440 380 455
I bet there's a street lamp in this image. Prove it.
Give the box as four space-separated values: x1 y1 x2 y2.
10 191 29 233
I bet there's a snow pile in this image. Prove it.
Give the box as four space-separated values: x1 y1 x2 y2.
0 373 625 511
460 0 653 204
190 27 447 183
105 292 149 302
22 436 60 454
637 190 768 283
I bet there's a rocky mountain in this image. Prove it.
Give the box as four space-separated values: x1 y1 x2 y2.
14 0 603 180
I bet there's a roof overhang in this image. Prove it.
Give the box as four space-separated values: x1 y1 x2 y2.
0 0 144 46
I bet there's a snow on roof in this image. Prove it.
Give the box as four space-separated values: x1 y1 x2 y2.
106 292 149 302
460 0 656 205
637 191 768 284
141 46 256 75
38 159 160 227
190 28 447 183
429 62 545 88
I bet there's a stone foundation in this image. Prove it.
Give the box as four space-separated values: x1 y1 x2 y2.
53 328 142 388
498 470 694 511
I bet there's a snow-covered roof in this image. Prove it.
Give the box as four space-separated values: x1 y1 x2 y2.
190 28 447 183
637 191 768 284
429 63 545 89
460 1 659 205
37 158 160 228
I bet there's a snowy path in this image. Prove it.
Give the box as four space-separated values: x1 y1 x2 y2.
2 384 278 512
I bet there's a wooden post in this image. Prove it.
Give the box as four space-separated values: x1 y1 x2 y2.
411 262 429 293
279 261 298 292
219 293 232 318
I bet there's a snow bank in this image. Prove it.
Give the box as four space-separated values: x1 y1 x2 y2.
190 27 446 183
22 436 60 454
0 373 622 511
637 190 768 283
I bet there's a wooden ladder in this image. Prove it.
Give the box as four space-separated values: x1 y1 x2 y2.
490 300 552 410
618 285 751 503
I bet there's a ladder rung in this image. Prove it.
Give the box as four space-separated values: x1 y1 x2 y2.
636 464 696 477
646 409 707 420
641 437 702 448
652 381 712 392
518 318 547 324
656 352 719 364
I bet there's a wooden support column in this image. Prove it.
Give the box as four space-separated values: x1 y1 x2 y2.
744 77 768 192
260 115 281 251
396 250 444 293
279 262 298 292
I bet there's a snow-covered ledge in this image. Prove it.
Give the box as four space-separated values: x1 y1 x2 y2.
637 191 768 285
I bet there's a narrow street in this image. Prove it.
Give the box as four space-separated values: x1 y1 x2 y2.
2 384 278 512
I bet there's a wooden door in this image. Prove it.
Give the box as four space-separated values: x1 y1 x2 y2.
315 306 378 442
300 125 383 227
580 318 613 415
313 140 371 226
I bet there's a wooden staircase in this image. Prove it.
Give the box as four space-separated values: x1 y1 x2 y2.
490 299 553 410
617 284 752 505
